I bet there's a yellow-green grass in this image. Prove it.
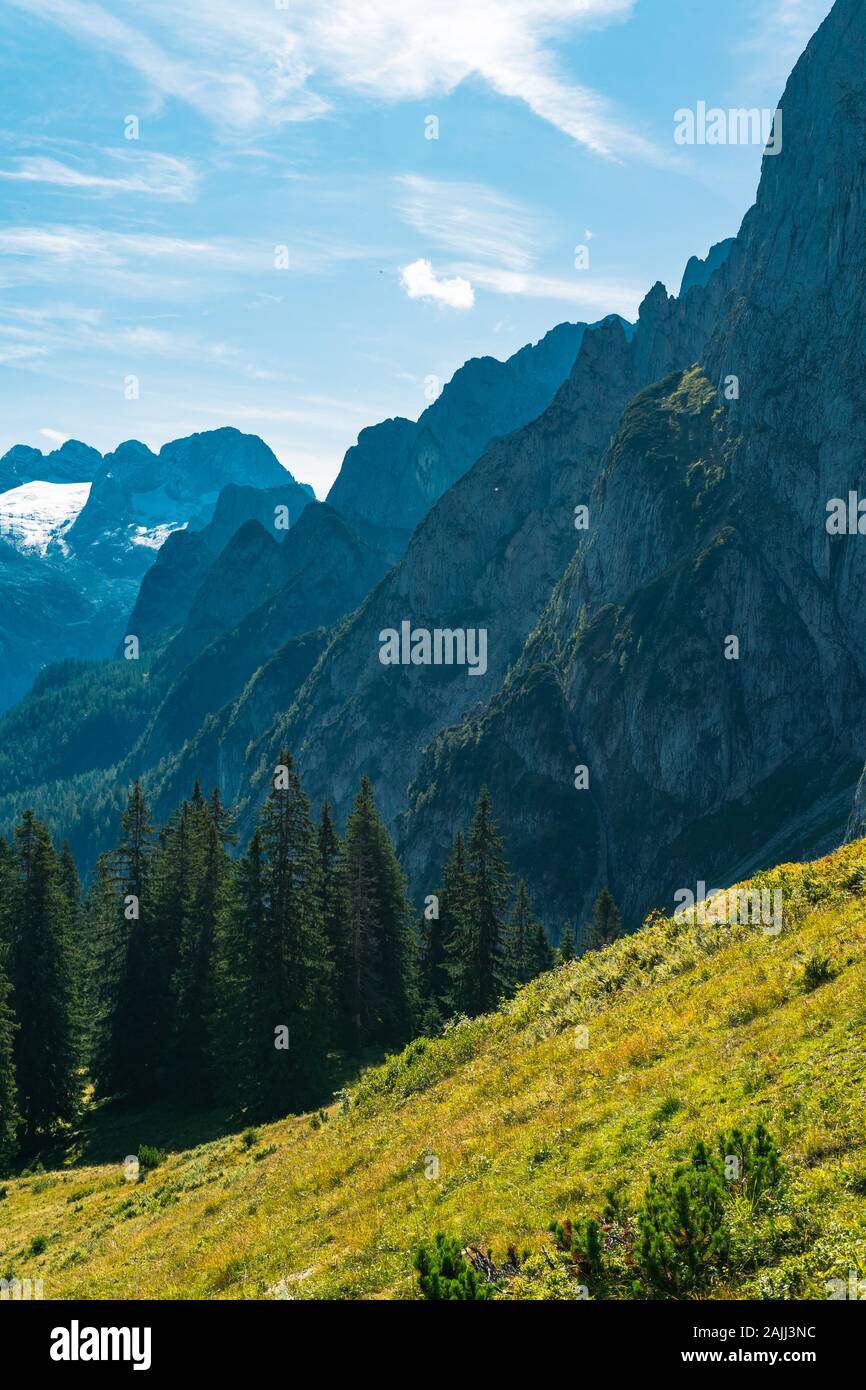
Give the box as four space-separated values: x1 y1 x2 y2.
3 842 866 1299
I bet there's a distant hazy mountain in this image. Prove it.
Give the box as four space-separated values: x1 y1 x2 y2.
0 427 306 712
0 439 102 490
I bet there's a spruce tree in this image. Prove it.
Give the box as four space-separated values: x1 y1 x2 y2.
102 782 156 1099
86 853 126 1094
172 800 231 1098
8 811 79 1142
0 836 19 1169
212 829 265 1112
317 802 349 1042
252 752 331 1111
557 919 577 964
58 841 87 1067
583 888 623 952
420 833 468 1029
503 880 535 989
341 775 416 1047
451 787 510 1016
528 919 554 977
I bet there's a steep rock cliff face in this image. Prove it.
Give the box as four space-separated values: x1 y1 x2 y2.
233 279 729 844
398 0 866 929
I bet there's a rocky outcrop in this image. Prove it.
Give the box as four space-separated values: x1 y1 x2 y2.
679 238 735 297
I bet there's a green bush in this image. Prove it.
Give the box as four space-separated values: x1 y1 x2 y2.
635 1141 729 1297
549 1216 605 1296
801 951 835 992
136 1144 166 1171
414 1233 494 1300
548 1124 786 1300
718 1121 783 1208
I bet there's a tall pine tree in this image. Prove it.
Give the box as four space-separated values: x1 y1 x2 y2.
100 783 156 1100
239 752 331 1114
212 828 266 1113
583 888 622 952
450 787 510 1016
172 799 232 1098
557 919 577 964
420 833 469 1030
341 775 416 1047
0 834 18 1169
317 802 352 1045
7 811 79 1143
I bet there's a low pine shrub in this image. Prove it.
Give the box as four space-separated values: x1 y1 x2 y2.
136 1144 166 1171
414 1233 494 1300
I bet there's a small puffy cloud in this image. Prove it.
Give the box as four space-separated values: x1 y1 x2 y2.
399 258 474 310
39 428 69 445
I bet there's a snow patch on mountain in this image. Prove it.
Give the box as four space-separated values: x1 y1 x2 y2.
0 481 92 557
130 521 186 550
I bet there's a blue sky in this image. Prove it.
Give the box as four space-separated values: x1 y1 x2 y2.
0 0 833 496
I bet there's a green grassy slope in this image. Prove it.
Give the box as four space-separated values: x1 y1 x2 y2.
2 842 866 1300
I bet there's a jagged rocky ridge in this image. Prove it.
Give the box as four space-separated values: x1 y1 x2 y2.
217 285 730 860
326 320 595 558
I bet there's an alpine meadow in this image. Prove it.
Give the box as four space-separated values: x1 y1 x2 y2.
0 0 864 1359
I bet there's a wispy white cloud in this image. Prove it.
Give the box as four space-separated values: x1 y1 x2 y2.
395 175 541 271
39 427 69 445
0 302 228 363
7 0 667 163
0 151 198 200
400 258 475 309
0 343 48 365
458 263 641 317
0 224 378 301
5 0 328 128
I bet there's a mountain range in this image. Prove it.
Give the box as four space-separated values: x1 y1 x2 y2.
1 0 864 939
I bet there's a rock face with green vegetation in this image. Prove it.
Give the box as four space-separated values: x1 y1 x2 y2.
230 290 720 856
397 0 866 929
1 839 864 1300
